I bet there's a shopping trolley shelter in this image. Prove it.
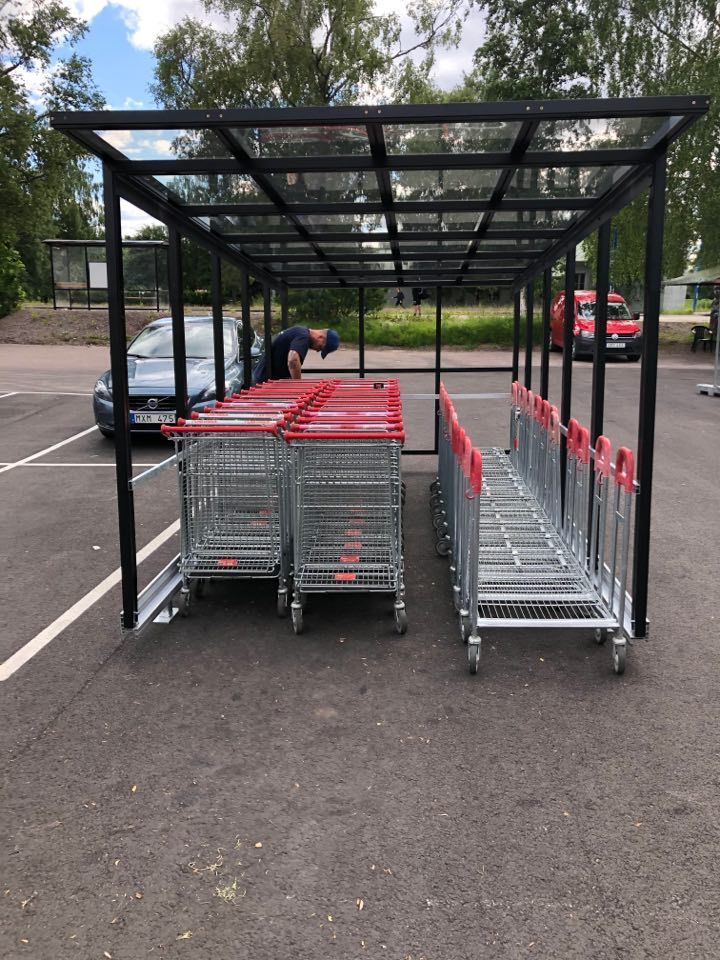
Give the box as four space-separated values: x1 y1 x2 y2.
48 95 709 671
3 95 720 958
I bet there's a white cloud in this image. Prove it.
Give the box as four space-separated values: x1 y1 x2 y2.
65 0 480 86
120 199 164 237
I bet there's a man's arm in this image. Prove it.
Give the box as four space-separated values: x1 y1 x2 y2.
287 349 303 379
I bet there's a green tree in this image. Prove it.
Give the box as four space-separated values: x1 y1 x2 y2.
0 0 104 313
152 0 469 109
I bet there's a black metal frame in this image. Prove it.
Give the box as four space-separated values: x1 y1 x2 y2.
51 97 709 634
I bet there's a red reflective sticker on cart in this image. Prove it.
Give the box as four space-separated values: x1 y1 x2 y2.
340 555 360 563
343 541 362 549
218 558 238 567
335 572 356 581
345 528 362 536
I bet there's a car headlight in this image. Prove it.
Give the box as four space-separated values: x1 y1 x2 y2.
580 329 594 339
198 386 216 403
634 331 642 338
94 378 112 400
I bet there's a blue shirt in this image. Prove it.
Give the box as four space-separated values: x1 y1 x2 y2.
253 325 310 383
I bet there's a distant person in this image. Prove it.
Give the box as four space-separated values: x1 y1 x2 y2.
412 286 423 317
252 325 340 383
394 287 405 308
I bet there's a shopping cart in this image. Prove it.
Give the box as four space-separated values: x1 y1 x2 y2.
284 380 407 635
432 381 637 675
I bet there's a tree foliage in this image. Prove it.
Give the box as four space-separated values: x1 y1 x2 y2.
462 0 719 289
153 0 469 109
0 0 104 314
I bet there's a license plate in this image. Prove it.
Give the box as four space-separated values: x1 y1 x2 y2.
130 412 176 424
606 342 627 349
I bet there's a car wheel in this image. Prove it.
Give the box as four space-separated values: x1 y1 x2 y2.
98 426 114 439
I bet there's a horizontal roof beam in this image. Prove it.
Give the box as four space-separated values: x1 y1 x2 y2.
50 96 709 131
183 198 594 215
224 229 564 243
253 251 541 263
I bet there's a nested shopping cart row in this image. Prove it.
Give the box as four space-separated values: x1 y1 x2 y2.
284 379 406 635
161 378 406 634
431 381 636 675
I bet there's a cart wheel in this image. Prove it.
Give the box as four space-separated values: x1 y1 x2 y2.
181 589 191 617
594 627 608 645
429 479 440 493
460 613 471 643
432 517 447 533
430 493 443 508
435 538 451 557
195 578 207 599
612 641 626 675
291 604 304 634
394 606 408 635
467 642 480 675
277 591 288 618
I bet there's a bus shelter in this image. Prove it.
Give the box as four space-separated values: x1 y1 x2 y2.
51 96 709 638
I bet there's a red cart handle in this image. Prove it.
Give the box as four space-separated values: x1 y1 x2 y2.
462 435 472 478
285 430 405 441
526 389 535 416
615 447 635 492
540 398 550 429
511 380 520 405
452 419 464 457
548 405 561 444
566 417 580 455
469 447 483 495
162 423 278 435
594 435 612 476
575 425 590 464
533 392 544 423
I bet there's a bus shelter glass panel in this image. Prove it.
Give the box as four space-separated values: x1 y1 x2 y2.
94 128 232 159
391 169 498 202
268 170 380 203
149 174 270 204
51 244 87 307
531 115 678 151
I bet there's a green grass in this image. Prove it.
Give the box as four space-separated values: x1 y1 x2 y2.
332 306 518 348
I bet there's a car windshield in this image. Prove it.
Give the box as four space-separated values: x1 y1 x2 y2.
128 320 236 359
577 300 632 321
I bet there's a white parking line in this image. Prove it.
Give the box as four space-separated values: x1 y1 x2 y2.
0 426 99 475
0 462 162 468
0 390 92 397
0 520 180 682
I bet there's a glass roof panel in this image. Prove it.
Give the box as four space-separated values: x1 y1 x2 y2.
297 213 387 233
234 125 370 157
211 214 296 234
271 261 332 272
238 242 318 255
320 242 393 255
267 170 379 203
148 174 269 204
531 115 676 151
398 240 469 250
384 121 521 154
506 166 631 199
94 129 232 160
476 238 551 251
391 169 498 202
396 212 480 232
488 209 576 227
403 260 463 271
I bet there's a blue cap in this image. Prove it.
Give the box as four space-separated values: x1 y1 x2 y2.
321 329 340 359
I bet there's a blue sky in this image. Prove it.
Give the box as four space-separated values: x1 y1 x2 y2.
74 5 156 109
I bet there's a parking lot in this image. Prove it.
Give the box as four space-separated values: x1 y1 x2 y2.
1 343 719 959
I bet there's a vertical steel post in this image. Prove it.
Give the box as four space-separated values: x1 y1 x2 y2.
167 226 187 421
512 290 521 382
358 286 366 378
632 154 666 640
103 165 137 629
241 270 252 388
210 254 225 403
280 286 289 330
590 221 611 445
154 246 160 311
85 243 91 310
50 245 57 310
263 282 273 379
540 268 552 400
434 286 442 453
524 281 534 389
560 247 576 501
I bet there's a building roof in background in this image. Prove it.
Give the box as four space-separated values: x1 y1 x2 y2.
662 265 720 286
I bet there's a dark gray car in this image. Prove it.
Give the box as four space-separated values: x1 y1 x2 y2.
93 315 263 436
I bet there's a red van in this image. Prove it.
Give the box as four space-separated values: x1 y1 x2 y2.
549 290 642 361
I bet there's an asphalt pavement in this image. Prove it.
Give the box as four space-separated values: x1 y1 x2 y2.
1 344 719 960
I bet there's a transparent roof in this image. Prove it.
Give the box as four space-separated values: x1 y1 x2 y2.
53 98 707 287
